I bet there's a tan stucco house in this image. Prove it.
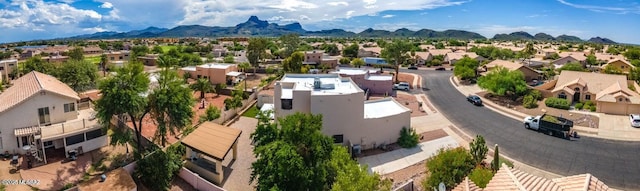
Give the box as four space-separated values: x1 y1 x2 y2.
0 71 107 164
304 50 338 69
444 52 485 65
481 60 541 82
546 70 640 115
179 63 242 85
600 59 635 73
330 68 394 96
0 59 17 80
552 52 586 68
272 74 411 150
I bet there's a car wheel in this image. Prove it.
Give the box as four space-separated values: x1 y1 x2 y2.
548 131 553 136
525 124 530 129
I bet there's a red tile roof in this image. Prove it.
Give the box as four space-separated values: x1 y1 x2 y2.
0 71 79 113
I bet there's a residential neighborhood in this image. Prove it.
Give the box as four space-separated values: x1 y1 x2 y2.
1 1 640 191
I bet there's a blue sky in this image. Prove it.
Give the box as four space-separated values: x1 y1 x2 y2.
1 0 639 44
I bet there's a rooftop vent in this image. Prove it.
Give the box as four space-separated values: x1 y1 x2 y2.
314 77 321 89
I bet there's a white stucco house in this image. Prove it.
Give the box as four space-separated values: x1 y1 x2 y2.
0 71 107 164
272 74 411 151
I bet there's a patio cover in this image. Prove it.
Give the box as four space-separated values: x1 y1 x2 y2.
226 71 243 77
14 126 40 136
181 122 242 161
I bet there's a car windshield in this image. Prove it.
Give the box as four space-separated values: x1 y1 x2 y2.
634 119 640 123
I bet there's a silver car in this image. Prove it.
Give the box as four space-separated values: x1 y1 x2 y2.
630 114 640 128
394 82 410 91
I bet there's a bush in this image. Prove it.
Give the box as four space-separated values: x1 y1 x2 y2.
545 98 570 110
522 95 538 109
469 167 494 188
575 103 584 110
584 100 594 107
423 147 474 190
397 127 419 148
528 89 542 101
590 105 597 112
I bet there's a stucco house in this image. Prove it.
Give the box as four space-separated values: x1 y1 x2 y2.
272 74 411 151
545 70 640 115
427 49 453 57
0 71 107 164
303 50 339 68
414 52 433 66
444 52 485 65
481 60 541 82
179 63 242 85
138 54 159 66
600 59 635 73
0 59 17 80
552 52 586 68
330 68 394 96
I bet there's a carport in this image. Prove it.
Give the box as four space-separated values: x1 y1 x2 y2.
182 122 241 185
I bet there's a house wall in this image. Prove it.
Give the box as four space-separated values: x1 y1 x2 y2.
64 134 108 157
0 60 17 80
606 60 632 73
194 65 239 85
518 68 541 82
553 57 579 66
0 93 78 153
359 111 410 149
310 93 364 141
321 59 338 68
305 52 323 64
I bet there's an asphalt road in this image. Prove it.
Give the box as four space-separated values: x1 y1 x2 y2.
408 69 640 190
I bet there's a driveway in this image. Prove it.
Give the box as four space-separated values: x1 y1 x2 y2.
598 114 640 140
407 69 640 190
222 116 258 191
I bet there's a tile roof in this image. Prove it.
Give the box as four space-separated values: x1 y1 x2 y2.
428 49 453 56
454 164 613 191
559 52 587 61
0 71 79 113
181 122 241 161
552 71 630 95
595 81 640 104
414 52 432 60
601 59 635 69
485 60 524 71
446 52 480 61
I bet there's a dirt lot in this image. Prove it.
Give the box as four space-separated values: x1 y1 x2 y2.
477 92 599 128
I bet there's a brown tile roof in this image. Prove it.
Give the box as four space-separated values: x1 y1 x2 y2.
0 71 79 113
452 177 482 191
414 52 432 60
485 60 523 71
77 168 137 191
552 71 630 95
446 52 480 61
181 122 242 161
601 59 635 69
595 81 640 104
559 52 587 61
428 49 453 56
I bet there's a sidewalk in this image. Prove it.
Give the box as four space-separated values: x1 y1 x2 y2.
450 76 640 141
359 136 458 175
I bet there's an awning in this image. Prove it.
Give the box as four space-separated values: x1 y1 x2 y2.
181 122 242 161
226 71 243 77
14 126 41 136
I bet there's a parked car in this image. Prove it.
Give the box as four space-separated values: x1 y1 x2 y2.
630 114 640 128
466 95 483 106
393 82 410 91
435 67 446 71
408 65 418 70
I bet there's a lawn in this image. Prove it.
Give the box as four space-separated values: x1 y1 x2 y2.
242 105 259 118
85 55 101 64
159 45 178 54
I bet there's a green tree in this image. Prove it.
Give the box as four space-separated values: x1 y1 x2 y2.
381 40 413 83
342 43 360 58
435 42 445 49
558 62 585 72
95 62 150 159
238 62 251 73
134 144 184 191
397 127 419 148
152 46 164 54
469 167 494 188
131 45 150 60
521 42 536 65
99 54 108 76
603 64 624 75
492 144 500 172
469 135 488 166
22 56 57 74
198 105 221 125
69 47 85 61
283 51 305 73
224 90 244 111
453 56 480 80
586 54 597 68
423 147 474 190
215 83 227 97
248 38 268 75
339 57 350 65
477 66 528 99
329 145 391 191
280 33 301 58
223 55 235 63
606 46 620 55
351 58 365 68
321 43 340 56
148 69 195 147
56 60 98 91
190 78 214 99
624 48 640 60
628 67 640 83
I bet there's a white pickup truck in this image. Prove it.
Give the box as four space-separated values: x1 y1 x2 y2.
523 114 573 139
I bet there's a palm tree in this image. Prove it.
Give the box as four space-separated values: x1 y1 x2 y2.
100 54 108 76
238 62 251 76
190 78 214 99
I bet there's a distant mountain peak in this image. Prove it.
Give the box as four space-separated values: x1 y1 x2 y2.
588 37 616 44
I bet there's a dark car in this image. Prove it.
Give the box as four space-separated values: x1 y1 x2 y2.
408 65 418 70
435 67 446 71
467 95 483 106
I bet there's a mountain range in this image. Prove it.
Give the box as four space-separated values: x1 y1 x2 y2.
64 16 616 44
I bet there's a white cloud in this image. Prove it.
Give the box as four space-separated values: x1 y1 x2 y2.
327 1 348 6
82 27 107 32
372 22 419 31
526 14 547 18
382 14 394 18
346 10 355 18
99 2 113 9
0 0 102 28
557 0 640 14
57 0 75 3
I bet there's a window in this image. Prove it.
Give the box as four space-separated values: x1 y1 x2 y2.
619 98 623 102
558 92 567 99
86 129 106 140
0 66 4 71
64 103 75 113
281 99 292 110
43 141 53 148
332 135 344 144
65 133 85 146
38 107 51 125
585 94 591 100
21 136 29 146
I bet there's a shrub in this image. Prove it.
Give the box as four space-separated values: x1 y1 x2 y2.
528 89 542 101
590 105 597 112
469 167 494 188
397 127 419 148
584 100 594 107
522 95 538 109
423 147 474 190
469 135 488 166
544 98 570 110
575 103 584 110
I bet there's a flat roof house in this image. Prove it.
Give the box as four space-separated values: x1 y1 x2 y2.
273 74 411 150
330 68 394 96
0 59 17 80
179 63 242 85
104 51 130 62
304 50 338 69
0 71 107 165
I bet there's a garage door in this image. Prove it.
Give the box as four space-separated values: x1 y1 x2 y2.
599 102 627 115
628 104 640 114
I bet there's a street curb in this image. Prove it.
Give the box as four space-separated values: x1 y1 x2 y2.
448 76 601 139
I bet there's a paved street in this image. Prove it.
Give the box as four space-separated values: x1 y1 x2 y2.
407 69 640 190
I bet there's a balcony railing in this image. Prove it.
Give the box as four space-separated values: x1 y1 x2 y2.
40 117 100 139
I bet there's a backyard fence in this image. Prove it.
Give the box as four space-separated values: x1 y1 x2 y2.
179 167 227 191
393 179 415 191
